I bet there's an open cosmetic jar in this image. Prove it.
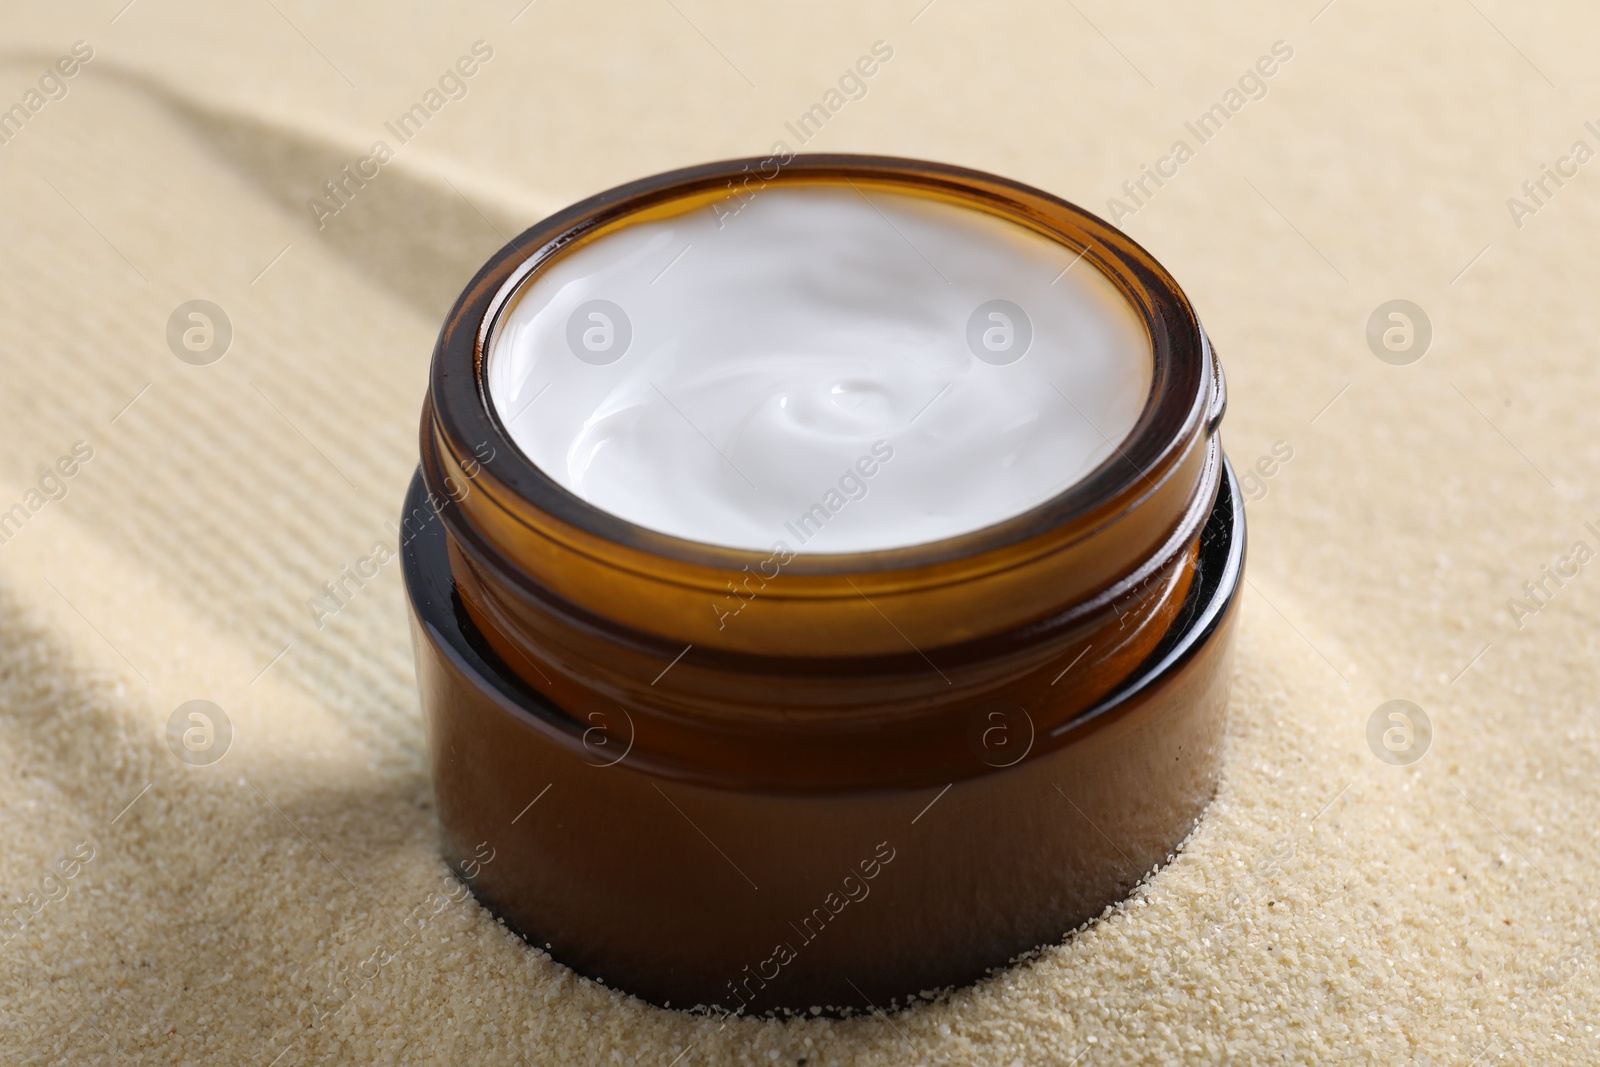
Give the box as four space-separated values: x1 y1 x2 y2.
403 155 1244 1014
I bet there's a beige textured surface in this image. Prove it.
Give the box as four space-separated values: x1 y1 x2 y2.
1 1 1597 1063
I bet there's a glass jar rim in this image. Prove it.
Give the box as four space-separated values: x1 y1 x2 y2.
429 153 1220 576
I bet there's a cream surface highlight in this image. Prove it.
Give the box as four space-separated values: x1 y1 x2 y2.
487 186 1150 552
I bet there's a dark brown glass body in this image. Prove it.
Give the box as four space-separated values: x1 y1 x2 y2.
405 155 1244 1013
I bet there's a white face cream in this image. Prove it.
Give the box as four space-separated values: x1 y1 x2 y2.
486 185 1151 554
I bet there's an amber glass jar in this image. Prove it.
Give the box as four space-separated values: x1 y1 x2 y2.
404 155 1243 1013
